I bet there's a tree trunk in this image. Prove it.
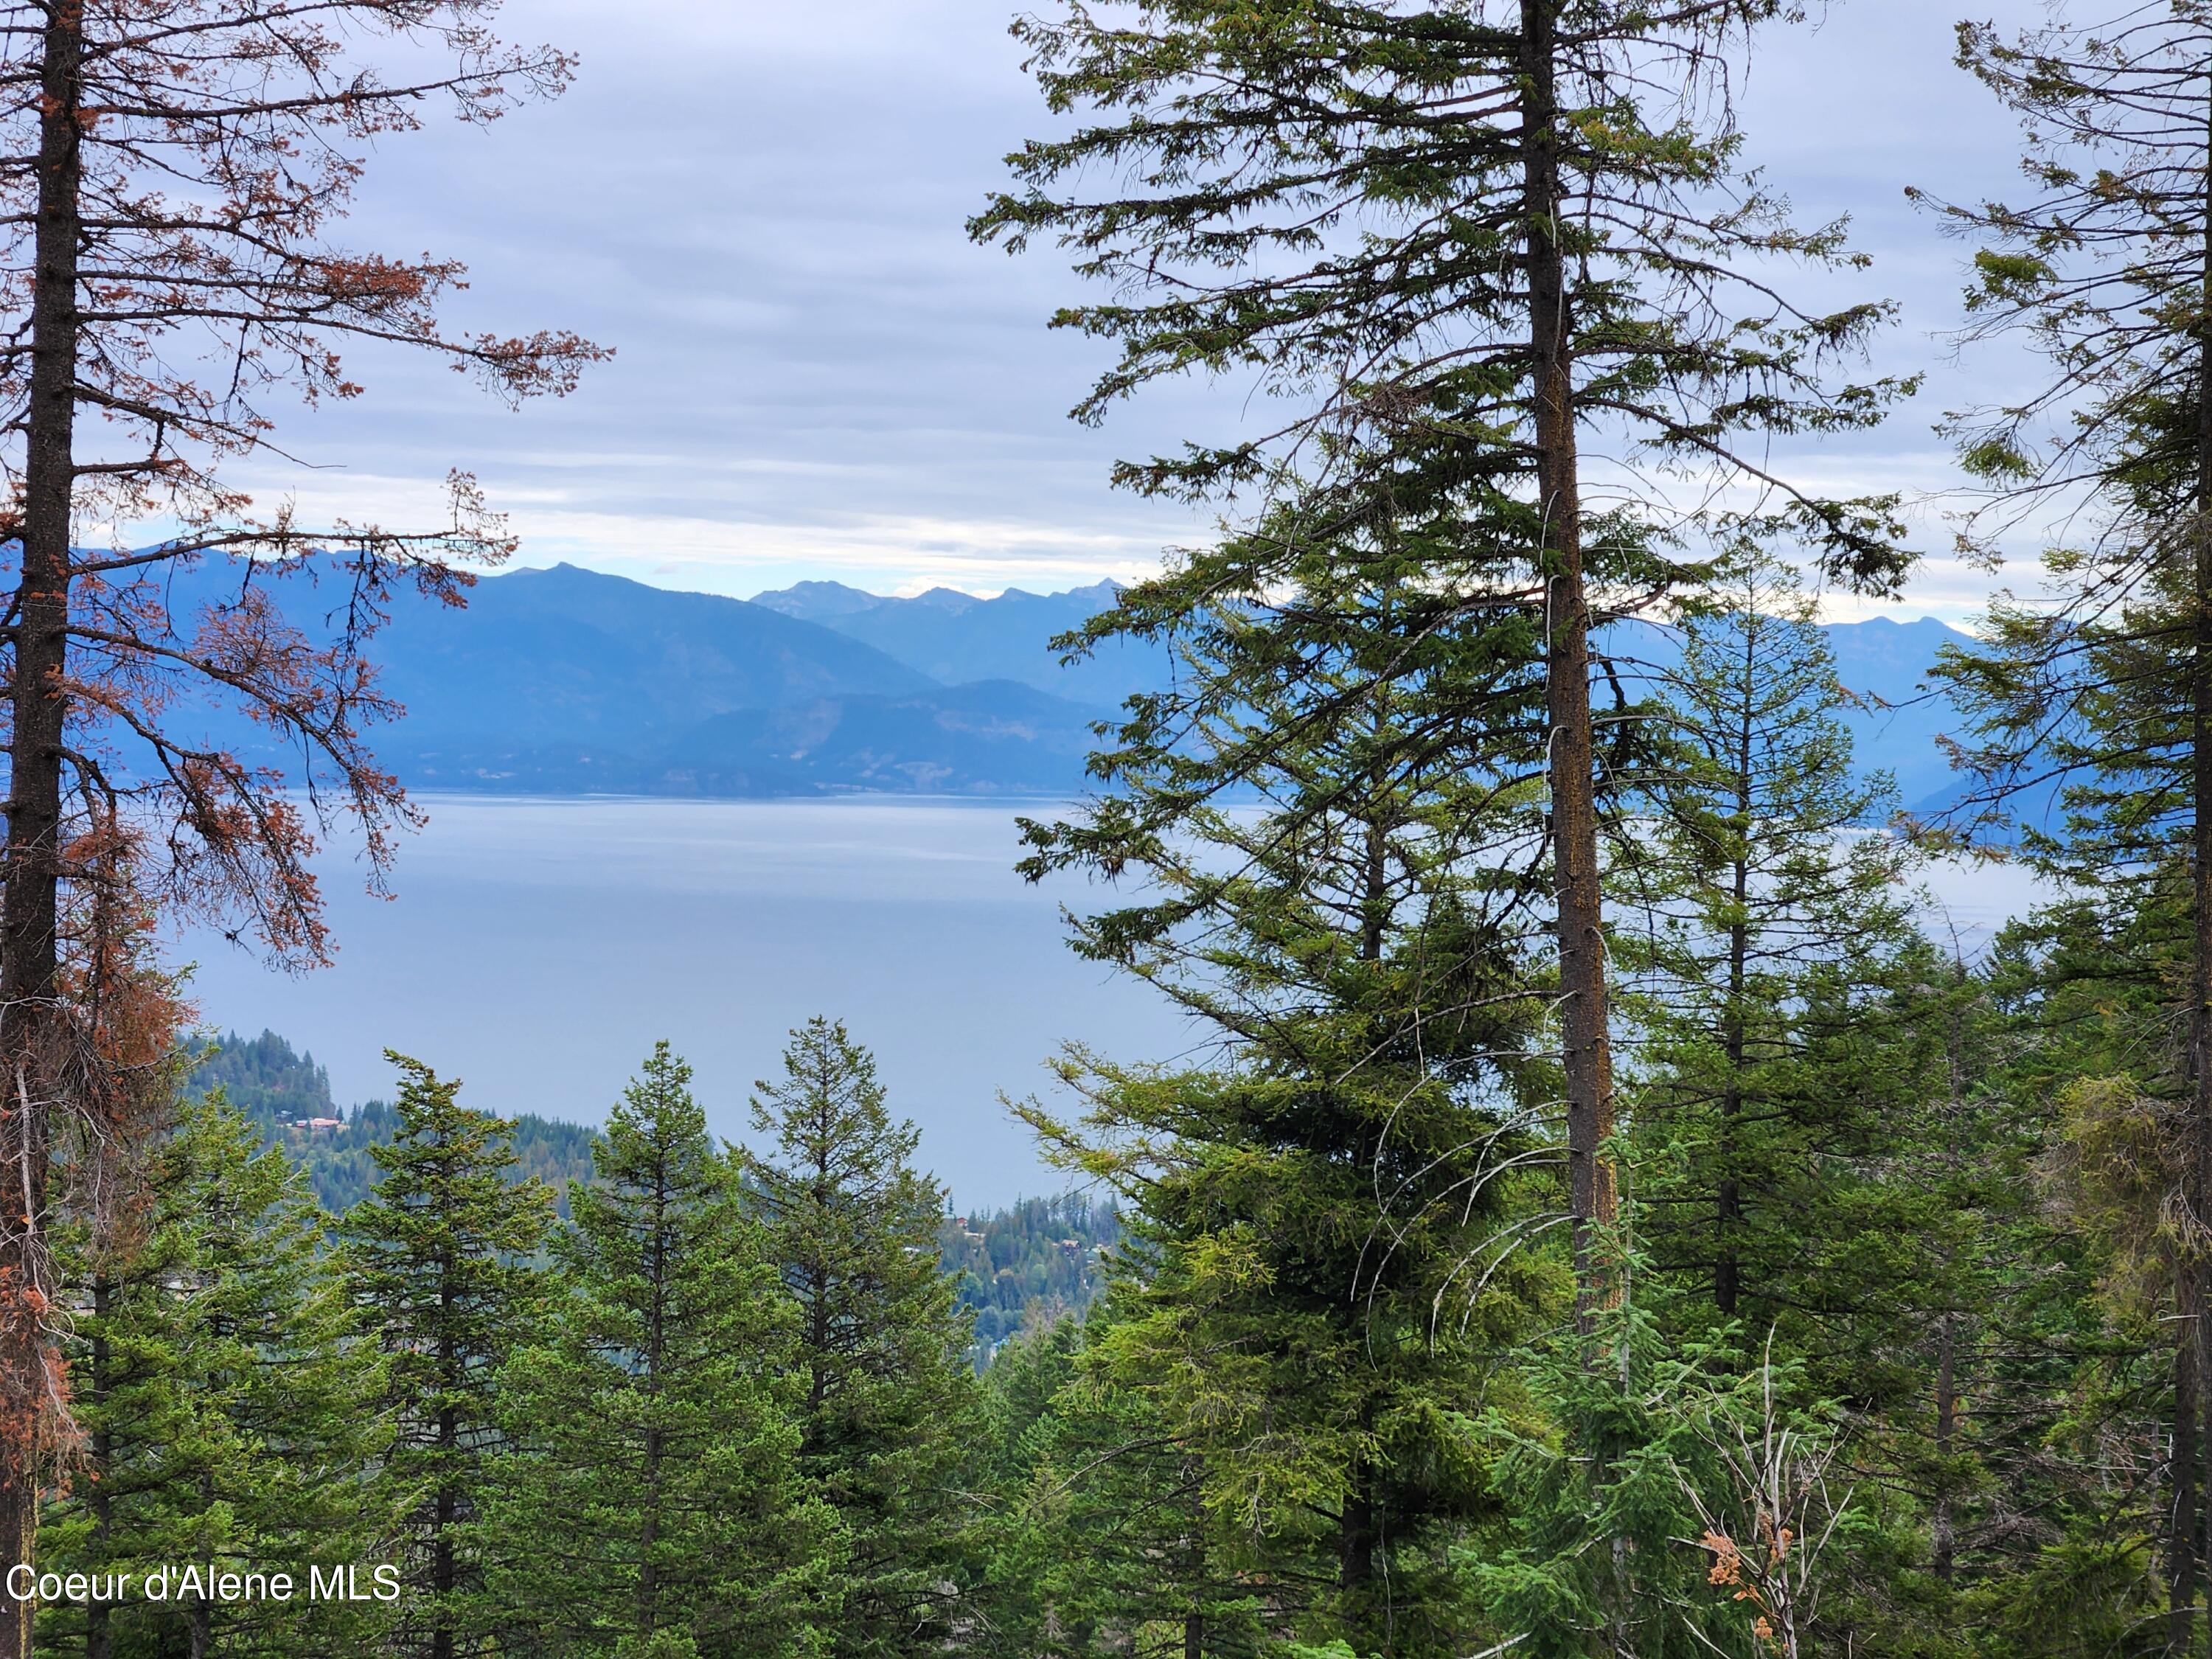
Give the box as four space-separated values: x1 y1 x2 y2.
1336 789 1386 1622
431 1239 458 1659
1180 1461 1209 1659
1519 0 1614 1335
0 7 87 1654
433 1401 456 1659
639 1176 668 1642
1339 1474 1376 1596
1717 692 1752 1321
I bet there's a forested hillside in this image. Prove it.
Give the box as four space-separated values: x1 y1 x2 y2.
189 1033 1118 1338
188 1032 602 1212
939 1194 1119 1365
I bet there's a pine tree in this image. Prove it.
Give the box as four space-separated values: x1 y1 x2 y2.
743 1020 973 1658
974 0 1916 1330
965 1316 1083 1657
39 1090 392 1658
490 1042 835 1659
1918 9 2212 1638
987 1294 1272 1659
343 1054 554 1659
1620 557 1925 1340
1015 550 1563 1655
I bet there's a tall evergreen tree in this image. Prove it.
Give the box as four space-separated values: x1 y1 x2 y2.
1015 551 1561 1655
39 1090 392 1658
1621 557 1924 1338
965 1316 1083 1658
743 1020 973 1658
1920 9 2212 1640
490 1042 835 1659
973 1298 1270 1659
344 1055 554 1659
974 0 1915 1326
1868 873 2212 1655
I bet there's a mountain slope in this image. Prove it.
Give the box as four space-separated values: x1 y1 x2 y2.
751 577 1169 707
1823 616 1973 810
1604 611 1975 811
151 559 947 790
378 563 936 744
655 679 1105 796
139 559 1983 802
189 1029 599 1212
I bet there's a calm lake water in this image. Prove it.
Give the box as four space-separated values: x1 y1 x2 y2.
165 796 2053 1208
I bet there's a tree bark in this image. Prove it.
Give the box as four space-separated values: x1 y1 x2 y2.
0 7 87 1653
1339 1472 1377 1596
1520 0 1615 1336
1933 1312 1958 1584
433 1401 456 1659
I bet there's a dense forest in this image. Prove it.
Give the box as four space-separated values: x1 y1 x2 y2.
189 1029 1115 1343
941 1196 1119 1366
187 1033 605 1213
15 0 2212 1657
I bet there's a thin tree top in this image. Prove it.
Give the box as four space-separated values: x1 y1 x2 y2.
1924 4 2212 549
971 0 1913 591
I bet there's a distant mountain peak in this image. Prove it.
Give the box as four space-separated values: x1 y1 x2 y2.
748 579 885 621
749 576 1126 617
910 586 981 615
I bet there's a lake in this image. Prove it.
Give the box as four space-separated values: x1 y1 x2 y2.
165 796 2055 1208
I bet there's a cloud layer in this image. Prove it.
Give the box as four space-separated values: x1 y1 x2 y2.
216 0 2048 617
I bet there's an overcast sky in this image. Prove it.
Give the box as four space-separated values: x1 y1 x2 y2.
227 0 2052 621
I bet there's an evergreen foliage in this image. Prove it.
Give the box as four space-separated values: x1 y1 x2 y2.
1014 548 1564 1655
1618 558 1944 1368
487 1042 836 1658
40 1092 393 1658
187 1032 599 1213
1913 6 2212 1639
745 1020 975 1657
343 1056 554 1659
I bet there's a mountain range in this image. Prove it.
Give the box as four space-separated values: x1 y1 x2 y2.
147 560 1978 806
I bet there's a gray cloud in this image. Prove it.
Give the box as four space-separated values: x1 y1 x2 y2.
220 0 2051 616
